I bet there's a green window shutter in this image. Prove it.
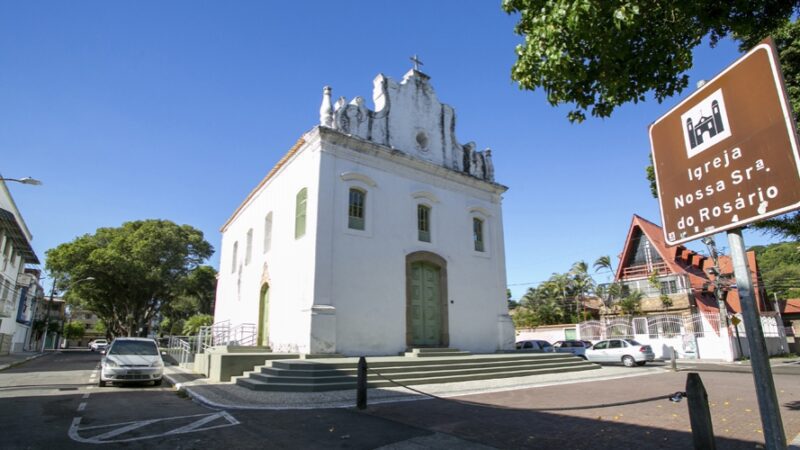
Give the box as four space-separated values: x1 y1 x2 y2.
418 205 431 242
295 188 307 239
473 218 484 252
348 188 365 230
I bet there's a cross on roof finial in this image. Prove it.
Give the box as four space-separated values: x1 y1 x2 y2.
410 54 423 71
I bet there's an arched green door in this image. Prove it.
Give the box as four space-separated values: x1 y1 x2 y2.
409 262 441 346
258 284 269 347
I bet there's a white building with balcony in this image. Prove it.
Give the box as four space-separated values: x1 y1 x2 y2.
214 66 515 356
0 180 40 354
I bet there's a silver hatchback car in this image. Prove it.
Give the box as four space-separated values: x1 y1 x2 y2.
585 339 656 367
99 338 164 387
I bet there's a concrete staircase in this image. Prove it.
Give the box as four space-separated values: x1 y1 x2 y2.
235 349 599 392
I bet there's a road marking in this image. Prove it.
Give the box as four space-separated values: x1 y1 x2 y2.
68 412 239 444
82 393 90 399
77 402 87 412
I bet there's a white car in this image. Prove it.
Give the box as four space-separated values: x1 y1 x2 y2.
585 339 656 367
99 337 164 387
89 339 108 352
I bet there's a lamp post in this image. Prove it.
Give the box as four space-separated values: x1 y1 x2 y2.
40 277 94 352
0 176 43 185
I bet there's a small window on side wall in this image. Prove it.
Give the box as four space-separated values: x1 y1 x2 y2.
473 217 484 252
245 229 253 265
418 204 431 242
263 212 272 253
295 188 307 239
231 241 238 273
348 188 366 230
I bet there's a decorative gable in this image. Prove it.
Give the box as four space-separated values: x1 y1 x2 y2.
318 67 495 182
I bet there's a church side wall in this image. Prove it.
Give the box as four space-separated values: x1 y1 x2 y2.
214 141 322 353
316 142 508 355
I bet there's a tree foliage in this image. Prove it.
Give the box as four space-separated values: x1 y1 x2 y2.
45 220 214 338
64 322 86 341
182 314 214 336
503 0 798 122
751 241 800 299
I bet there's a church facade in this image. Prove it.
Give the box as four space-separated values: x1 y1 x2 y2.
214 67 515 356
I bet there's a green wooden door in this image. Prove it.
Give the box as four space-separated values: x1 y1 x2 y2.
410 262 441 346
258 285 269 347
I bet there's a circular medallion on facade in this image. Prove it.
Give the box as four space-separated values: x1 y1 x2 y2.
416 131 429 151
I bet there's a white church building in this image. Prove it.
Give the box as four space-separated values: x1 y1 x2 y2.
214 64 515 356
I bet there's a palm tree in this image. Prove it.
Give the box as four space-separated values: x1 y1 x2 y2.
570 261 595 320
593 255 615 280
618 291 643 316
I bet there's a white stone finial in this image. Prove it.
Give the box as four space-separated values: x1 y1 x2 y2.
320 86 333 127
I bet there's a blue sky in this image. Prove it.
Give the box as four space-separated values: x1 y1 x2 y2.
0 1 782 298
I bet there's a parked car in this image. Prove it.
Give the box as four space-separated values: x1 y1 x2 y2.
585 339 656 367
553 340 591 358
98 337 164 387
89 339 108 352
515 340 554 352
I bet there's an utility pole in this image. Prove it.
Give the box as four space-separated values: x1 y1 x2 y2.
702 237 734 361
40 279 57 352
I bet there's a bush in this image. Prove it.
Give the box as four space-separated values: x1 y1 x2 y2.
182 314 213 335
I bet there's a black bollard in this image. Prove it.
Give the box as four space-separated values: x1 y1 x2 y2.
357 356 367 410
686 372 716 449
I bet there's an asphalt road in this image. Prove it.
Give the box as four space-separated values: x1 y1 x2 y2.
2 351 799 449
0 351 444 449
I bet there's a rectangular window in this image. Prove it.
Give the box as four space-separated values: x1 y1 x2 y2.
245 229 253 265
473 218 484 252
348 188 365 230
231 241 238 273
263 213 272 253
660 280 678 295
295 188 307 239
418 205 431 242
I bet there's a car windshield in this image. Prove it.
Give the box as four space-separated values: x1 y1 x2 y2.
625 339 642 346
108 340 158 356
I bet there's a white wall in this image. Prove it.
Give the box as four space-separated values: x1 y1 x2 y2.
317 138 509 355
215 136 322 353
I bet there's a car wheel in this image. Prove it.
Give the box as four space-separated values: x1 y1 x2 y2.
153 378 162 387
622 355 636 367
579 355 588 360
98 379 106 387
636 361 647 366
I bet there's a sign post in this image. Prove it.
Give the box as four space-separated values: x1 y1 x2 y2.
650 39 798 449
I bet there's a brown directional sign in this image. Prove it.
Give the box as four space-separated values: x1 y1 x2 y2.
650 39 800 246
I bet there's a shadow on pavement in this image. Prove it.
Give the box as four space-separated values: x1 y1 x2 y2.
365 396 765 449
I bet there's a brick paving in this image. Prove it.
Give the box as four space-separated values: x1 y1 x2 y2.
365 368 800 449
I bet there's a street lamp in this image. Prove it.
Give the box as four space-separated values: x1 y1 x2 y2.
41 276 95 352
0 176 43 186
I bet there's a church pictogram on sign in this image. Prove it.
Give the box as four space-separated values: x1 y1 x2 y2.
681 89 732 158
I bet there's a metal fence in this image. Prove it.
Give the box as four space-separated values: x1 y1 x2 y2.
579 312 782 341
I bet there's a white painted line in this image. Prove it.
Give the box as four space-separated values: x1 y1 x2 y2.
77 402 87 412
68 412 238 444
82 393 90 399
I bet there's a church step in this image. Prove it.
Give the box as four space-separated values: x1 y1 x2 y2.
406 347 465 354
250 359 589 385
260 355 582 378
403 351 472 357
270 353 576 371
236 362 600 392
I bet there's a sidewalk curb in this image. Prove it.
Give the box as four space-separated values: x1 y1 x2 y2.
0 352 46 371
